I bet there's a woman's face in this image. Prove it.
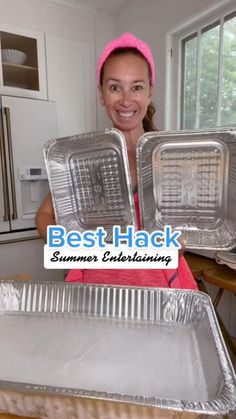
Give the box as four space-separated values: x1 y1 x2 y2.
99 53 153 134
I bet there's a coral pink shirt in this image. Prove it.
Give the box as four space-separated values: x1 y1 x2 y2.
65 193 197 290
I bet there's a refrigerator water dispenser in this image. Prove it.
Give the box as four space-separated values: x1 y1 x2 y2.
19 167 49 219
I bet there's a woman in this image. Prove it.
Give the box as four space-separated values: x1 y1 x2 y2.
36 32 197 289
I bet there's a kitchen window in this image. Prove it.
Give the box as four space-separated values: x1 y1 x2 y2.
168 1 236 130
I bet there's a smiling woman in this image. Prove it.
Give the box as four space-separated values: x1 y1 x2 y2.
35 32 197 290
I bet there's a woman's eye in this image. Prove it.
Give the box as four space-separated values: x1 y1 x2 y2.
133 85 143 91
110 84 120 92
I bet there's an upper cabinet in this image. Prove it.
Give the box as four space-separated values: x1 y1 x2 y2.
0 23 47 100
46 34 96 136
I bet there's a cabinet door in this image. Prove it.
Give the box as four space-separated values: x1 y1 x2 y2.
46 34 96 136
0 22 47 99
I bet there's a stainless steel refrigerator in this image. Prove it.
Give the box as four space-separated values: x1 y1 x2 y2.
0 95 57 242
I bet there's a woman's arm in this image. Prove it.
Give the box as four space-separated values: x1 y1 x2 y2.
35 192 56 242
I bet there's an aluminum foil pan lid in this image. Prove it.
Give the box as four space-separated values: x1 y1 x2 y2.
137 128 236 250
44 128 137 239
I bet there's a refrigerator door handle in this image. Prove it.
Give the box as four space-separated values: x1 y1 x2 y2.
0 112 10 222
4 107 18 220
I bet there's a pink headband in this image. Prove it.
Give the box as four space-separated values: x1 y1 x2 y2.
97 32 155 86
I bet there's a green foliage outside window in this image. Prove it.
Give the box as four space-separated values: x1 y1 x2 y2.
182 14 236 129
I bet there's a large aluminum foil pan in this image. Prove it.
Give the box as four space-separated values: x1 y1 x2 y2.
137 128 236 250
0 281 235 419
44 129 136 240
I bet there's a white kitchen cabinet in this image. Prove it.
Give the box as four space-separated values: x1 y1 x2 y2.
0 22 47 100
46 34 95 137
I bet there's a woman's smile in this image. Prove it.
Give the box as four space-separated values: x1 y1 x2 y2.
118 111 136 118
116 110 137 122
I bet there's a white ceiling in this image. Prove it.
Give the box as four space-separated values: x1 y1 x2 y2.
76 0 132 14
37 0 133 15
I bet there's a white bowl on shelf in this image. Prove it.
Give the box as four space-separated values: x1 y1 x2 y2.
1 49 27 65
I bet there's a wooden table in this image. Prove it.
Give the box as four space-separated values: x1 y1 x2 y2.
203 264 236 294
184 252 216 278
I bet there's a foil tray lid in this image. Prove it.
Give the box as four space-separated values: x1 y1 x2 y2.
44 128 137 240
137 128 236 250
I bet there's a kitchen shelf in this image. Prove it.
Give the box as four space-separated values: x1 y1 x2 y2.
0 25 47 98
2 62 38 71
2 62 39 90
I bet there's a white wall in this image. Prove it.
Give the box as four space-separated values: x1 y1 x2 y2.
115 0 229 130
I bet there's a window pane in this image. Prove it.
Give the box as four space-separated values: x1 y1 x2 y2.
221 15 236 126
182 36 197 129
199 24 220 128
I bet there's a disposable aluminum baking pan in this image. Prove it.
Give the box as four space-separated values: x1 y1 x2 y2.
137 128 236 250
0 281 235 419
44 129 136 240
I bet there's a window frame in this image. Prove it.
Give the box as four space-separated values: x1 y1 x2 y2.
166 0 236 130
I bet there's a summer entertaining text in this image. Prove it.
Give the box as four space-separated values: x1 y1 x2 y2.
44 225 180 269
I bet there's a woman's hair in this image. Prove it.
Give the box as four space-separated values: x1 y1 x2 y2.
100 47 157 132
143 101 156 132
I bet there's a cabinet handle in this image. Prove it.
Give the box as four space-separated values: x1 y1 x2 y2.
0 112 10 221
4 107 18 220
